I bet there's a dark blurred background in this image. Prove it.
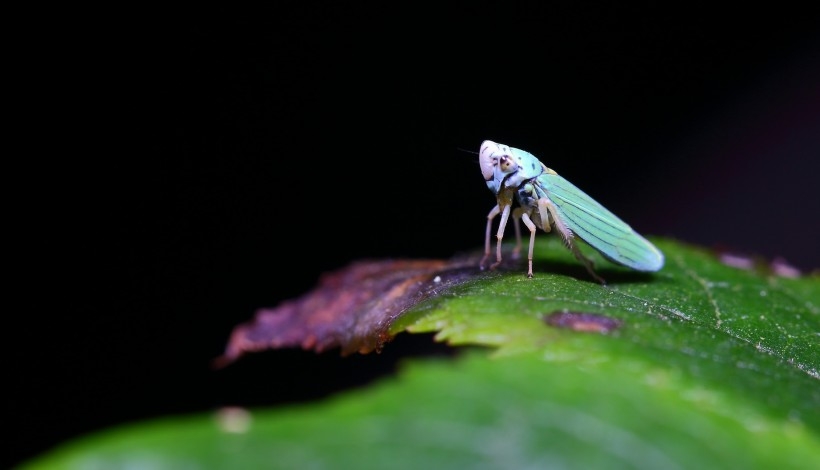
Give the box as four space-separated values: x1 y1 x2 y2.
11 4 820 467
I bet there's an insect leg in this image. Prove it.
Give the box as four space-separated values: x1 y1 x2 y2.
511 207 525 259
480 204 501 270
519 212 537 278
490 203 512 270
537 198 552 233
543 199 606 284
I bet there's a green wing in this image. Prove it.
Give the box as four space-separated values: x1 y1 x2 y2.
537 172 664 271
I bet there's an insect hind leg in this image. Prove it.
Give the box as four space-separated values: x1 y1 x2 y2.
563 233 606 285
544 199 606 285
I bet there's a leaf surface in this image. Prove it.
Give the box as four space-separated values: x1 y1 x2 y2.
24 238 820 470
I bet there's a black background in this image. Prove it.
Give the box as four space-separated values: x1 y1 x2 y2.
11 4 820 467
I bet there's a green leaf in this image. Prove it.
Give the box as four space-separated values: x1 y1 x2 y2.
396 238 820 425
22 238 820 469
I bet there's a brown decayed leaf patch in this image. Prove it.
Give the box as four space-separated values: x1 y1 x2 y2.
217 254 491 366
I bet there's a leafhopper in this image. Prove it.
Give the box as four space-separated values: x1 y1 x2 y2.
479 140 664 283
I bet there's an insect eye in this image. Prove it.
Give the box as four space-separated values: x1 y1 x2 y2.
499 155 519 173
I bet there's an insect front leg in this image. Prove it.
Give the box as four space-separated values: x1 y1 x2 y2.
490 203 513 270
480 204 501 270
